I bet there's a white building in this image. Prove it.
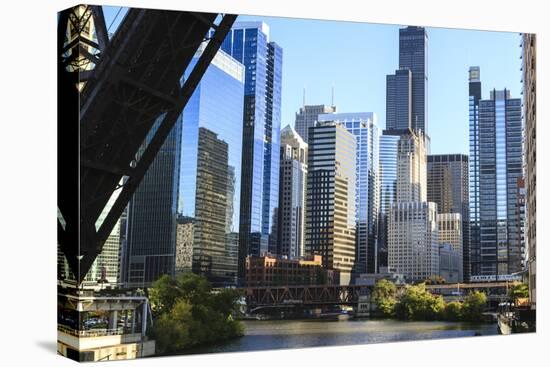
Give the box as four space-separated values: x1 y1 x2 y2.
396 131 427 203
437 213 463 281
388 202 439 281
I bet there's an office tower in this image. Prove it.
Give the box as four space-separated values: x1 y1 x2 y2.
178 44 244 286
318 112 380 274
522 33 536 308
277 125 308 259
377 132 400 269
437 213 463 282
388 202 439 281
217 22 283 280
469 88 523 280
386 26 428 134
396 130 427 203
295 104 337 143
515 178 526 272
399 26 428 133
386 69 412 131
427 154 470 281
123 117 182 286
306 122 357 285
175 215 194 273
438 244 462 284
468 66 482 282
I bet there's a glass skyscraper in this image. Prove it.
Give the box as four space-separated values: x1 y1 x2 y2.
470 85 523 280
377 132 400 269
318 113 380 275
386 69 412 131
217 22 283 281
178 44 245 286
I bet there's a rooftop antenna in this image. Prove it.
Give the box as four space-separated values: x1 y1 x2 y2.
303 87 306 107
331 83 335 107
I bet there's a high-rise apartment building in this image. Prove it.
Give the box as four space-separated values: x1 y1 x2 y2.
469 87 523 280
437 213 463 282
522 33 536 308
318 113 380 274
427 154 469 281
386 26 428 134
295 104 337 143
277 125 308 259
388 202 439 281
217 22 283 281
377 131 400 269
305 122 357 285
177 45 244 286
396 130 427 203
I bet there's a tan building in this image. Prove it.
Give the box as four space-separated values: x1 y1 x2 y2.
175 216 194 273
305 121 356 285
437 213 463 282
522 33 536 310
396 131 427 203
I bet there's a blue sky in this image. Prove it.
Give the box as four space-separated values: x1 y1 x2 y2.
103 7 522 155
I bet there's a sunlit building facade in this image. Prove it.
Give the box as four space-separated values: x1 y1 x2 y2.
295 104 336 143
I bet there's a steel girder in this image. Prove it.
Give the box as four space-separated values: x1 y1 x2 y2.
58 5 237 283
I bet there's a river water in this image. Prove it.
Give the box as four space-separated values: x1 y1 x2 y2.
183 318 499 355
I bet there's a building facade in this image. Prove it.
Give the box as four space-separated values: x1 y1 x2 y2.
386 69 412 131
217 22 283 281
468 66 482 282
318 112 380 275
427 154 469 281
305 122 357 285
470 88 523 280
277 125 308 259
388 202 439 282
377 132 401 269
438 243 462 284
522 33 536 308
295 104 336 143
178 45 245 286
123 116 182 287
396 130 427 203
437 213 463 282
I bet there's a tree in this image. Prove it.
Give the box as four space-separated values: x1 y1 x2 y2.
150 273 244 354
461 291 487 321
443 301 463 321
394 283 445 321
372 279 398 317
509 282 529 301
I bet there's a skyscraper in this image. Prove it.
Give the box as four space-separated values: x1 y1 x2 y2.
123 117 182 286
278 125 308 259
437 213 463 282
386 69 412 131
388 202 439 281
386 26 428 134
295 104 337 143
306 122 357 285
217 22 283 281
470 88 523 280
468 66 482 281
377 132 400 269
318 112 380 275
396 130 427 203
427 154 470 281
398 26 428 133
522 33 536 308
178 44 244 286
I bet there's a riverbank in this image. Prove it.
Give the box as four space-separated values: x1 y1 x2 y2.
172 318 498 355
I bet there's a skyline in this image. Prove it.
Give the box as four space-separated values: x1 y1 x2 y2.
102 7 523 155
238 14 522 155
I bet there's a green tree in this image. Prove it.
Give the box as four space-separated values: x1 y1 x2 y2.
509 282 529 301
443 301 463 321
150 273 244 354
461 291 487 321
394 283 445 321
371 279 398 317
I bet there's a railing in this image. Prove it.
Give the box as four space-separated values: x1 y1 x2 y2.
58 324 126 338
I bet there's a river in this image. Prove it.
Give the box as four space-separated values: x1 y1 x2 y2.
182 318 498 355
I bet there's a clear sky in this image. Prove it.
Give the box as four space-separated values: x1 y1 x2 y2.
103 7 522 155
